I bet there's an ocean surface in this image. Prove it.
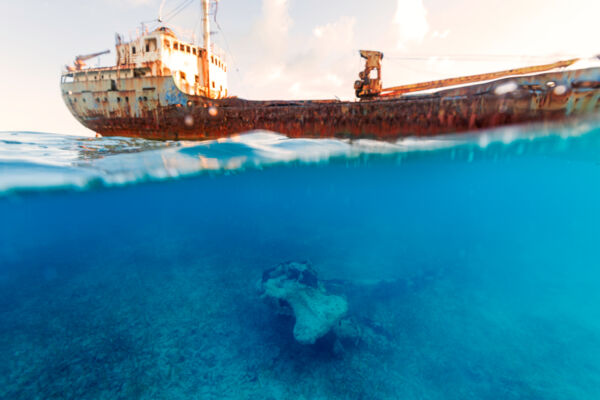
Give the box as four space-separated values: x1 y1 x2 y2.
1 121 600 399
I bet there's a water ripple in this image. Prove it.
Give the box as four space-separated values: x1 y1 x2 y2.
1 120 599 195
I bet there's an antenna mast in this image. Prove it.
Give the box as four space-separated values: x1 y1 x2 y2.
202 0 211 97
202 0 211 52
158 0 167 22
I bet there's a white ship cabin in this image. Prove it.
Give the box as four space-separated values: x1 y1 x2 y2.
65 27 228 99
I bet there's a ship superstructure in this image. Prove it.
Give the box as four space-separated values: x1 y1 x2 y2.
61 0 227 125
113 26 228 98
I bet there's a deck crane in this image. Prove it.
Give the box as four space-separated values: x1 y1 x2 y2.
66 50 111 72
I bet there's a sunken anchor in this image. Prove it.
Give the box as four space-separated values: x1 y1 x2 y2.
60 0 600 141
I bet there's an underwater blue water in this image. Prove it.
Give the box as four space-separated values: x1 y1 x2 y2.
1 122 600 399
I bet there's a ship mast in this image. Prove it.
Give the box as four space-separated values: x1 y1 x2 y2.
202 0 211 97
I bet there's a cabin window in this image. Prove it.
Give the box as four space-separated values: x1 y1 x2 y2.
145 38 157 52
180 72 187 81
125 97 129 102
132 46 136 54
212 81 215 88
186 45 190 53
117 97 121 103
173 42 178 50
211 56 214 64
192 48 197 55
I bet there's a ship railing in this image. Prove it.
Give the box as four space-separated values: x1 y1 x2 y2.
61 65 147 84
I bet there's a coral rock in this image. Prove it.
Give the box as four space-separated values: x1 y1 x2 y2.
261 262 348 345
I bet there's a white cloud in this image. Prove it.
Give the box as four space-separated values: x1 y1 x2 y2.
311 17 356 53
255 0 293 55
432 30 450 39
283 16 358 99
240 0 358 100
393 0 429 49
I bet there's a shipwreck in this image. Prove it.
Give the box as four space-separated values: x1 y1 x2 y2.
60 0 600 141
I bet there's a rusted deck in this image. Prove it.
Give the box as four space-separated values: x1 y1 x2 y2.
61 67 600 141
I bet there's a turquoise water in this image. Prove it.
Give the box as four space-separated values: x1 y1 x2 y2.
1 122 600 399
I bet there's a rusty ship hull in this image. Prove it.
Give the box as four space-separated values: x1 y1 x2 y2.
62 66 600 141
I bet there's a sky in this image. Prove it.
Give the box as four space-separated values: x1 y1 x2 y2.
0 0 599 135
